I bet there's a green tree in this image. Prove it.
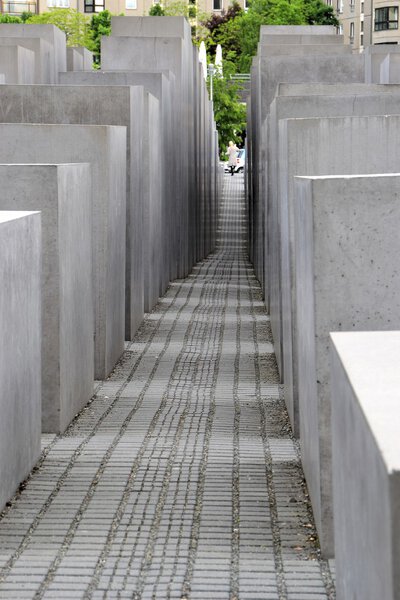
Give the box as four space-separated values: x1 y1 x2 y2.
149 3 165 14
210 59 246 157
0 14 22 22
26 8 90 47
86 9 112 66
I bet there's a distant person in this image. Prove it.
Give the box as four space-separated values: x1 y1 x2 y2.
227 141 238 176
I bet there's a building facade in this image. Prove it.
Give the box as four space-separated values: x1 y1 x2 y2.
327 0 399 50
0 0 246 19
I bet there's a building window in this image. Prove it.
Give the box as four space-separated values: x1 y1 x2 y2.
375 6 399 30
125 0 136 8
360 33 364 44
361 0 364 11
48 0 69 6
84 0 104 10
350 21 355 42
213 0 221 10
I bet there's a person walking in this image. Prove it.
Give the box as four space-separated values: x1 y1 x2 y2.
227 140 238 176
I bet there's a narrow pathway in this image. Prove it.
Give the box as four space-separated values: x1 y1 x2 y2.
0 173 335 599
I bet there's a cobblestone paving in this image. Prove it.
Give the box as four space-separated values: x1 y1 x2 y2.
0 173 335 599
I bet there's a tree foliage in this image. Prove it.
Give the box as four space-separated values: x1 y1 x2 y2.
149 3 165 14
86 9 112 65
26 8 91 47
0 14 22 22
209 59 246 157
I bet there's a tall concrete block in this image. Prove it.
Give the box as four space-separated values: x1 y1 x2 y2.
293 170 400 556
0 45 35 84
0 123 126 380
101 35 192 278
260 25 338 36
58 70 175 292
380 53 400 83
268 89 400 433
0 37 54 83
0 83 147 340
330 330 400 600
67 47 84 72
0 164 94 433
0 24 66 80
111 15 191 39
364 44 400 83
0 73 4 83
0 211 41 510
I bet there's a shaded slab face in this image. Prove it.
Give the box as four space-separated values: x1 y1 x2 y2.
0 123 126 380
0 23 66 77
0 164 94 434
286 145 399 556
111 15 192 39
267 89 400 436
0 83 145 340
0 45 35 84
330 330 400 600
0 211 41 511
0 37 54 83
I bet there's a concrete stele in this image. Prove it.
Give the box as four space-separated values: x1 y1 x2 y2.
293 170 400 557
330 330 400 600
0 164 94 434
0 122 126 380
0 210 41 511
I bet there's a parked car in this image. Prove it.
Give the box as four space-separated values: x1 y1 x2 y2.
234 148 246 173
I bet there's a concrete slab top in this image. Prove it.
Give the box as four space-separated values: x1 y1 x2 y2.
331 329 400 473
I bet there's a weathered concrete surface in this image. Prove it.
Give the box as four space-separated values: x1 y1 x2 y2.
293 170 400 557
0 164 94 434
364 44 400 83
0 83 146 340
58 70 175 292
0 123 126 380
0 36 54 83
111 14 191 38
380 53 400 84
260 24 338 36
0 210 41 511
0 23 66 80
0 45 35 84
331 330 400 600
101 35 193 278
268 89 400 435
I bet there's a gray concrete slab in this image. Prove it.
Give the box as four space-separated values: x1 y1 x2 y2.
0 36 54 83
111 14 192 39
58 70 176 291
0 164 94 434
0 23 66 80
0 83 149 340
0 45 34 84
101 35 194 278
0 123 126 380
0 210 41 511
259 43 351 57
260 25 338 35
364 44 400 83
284 121 400 558
380 52 400 83
268 89 400 435
331 329 400 600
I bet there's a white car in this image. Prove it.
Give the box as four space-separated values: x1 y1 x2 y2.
224 148 246 173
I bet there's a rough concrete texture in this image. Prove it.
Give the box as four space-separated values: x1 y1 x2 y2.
58 70 176 293
260 25 337 35
0 123 126 380
259 43 351 57
101 35 195 278
0 37 54 83
0 83 147 340
0 45 34 84
260 34 345 45
0 73 3 83
0 210 41 511
0 23 66 79
293 171 400 557
268 89 400 435
66 47 84 72
330 330 400 600
277 81 400 96
0 164 94 434
380 53 400 83
364 44 400 83
111 14 191 38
